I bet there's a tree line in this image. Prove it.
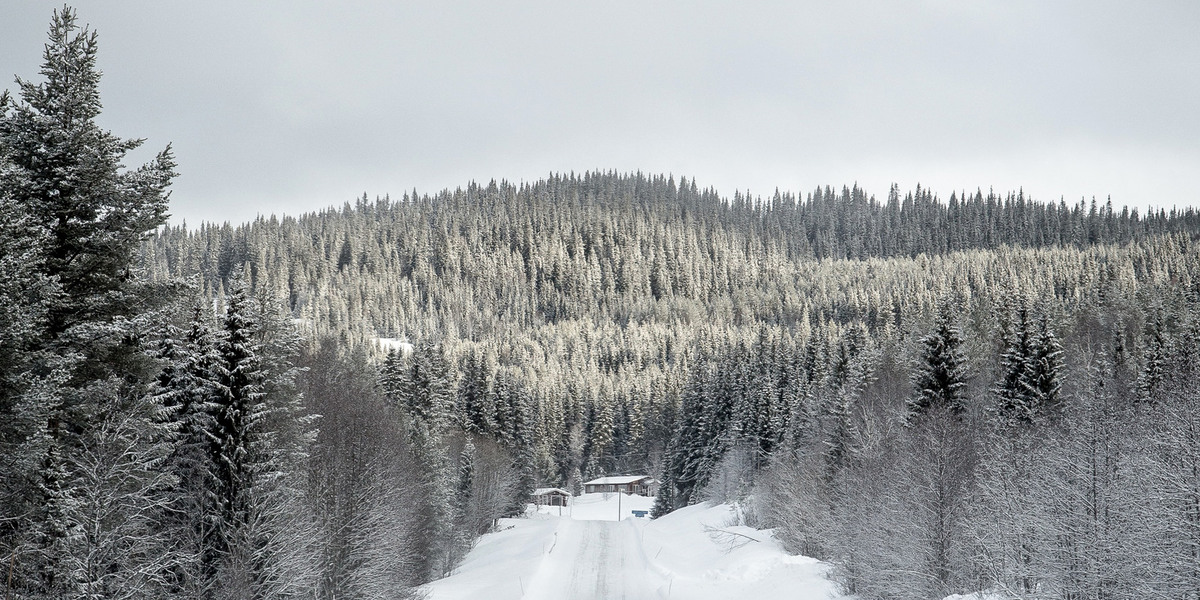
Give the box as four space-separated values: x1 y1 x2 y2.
147 163 1200 521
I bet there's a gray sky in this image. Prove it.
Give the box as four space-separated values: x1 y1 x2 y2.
3 1 1198 225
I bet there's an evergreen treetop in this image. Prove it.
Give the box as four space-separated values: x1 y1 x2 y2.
0 6 176 335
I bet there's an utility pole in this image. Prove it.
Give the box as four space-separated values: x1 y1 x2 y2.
617 489 622 521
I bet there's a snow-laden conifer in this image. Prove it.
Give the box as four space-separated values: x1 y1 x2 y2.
907 307 970 419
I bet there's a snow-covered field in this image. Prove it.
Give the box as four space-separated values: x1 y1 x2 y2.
423 493 844 600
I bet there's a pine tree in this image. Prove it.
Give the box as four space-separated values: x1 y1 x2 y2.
1023 313 1063 416
401 339 455 431
0 9 178 597
584 399 615 473
149 306 224 597
994 305 1037 427
0 6 175 338
211 281 265 545
1138 310 1170 402
650 464 675 518
908 308 970 420
458 349 494 435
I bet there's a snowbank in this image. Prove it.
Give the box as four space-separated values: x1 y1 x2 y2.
643 502 839 599
424 514 558 600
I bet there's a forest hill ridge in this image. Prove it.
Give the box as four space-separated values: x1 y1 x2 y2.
151 171 1200 597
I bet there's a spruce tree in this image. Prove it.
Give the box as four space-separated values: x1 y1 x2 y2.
995 305 1064 427
0 190 60 586
402 339 455 430
458 349 495 435
504 380 536 513
490 370 516 445
1023 313 1063 416
0 6 175 338
202 283 320 597
908 308 970 420
1138 311 1170 402
994 305 1036 427
211 281 265 551
584 399 615 473
149 307 224 597
650 465 675 518
0 9 178 596
244 293 319 598
666 363 735 506
380 348 406 404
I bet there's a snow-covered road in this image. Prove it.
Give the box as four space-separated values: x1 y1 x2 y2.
525 519 651 600
424 494 844 600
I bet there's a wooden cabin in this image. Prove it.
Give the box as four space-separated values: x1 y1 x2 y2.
582 475 656 496
532 487 572 506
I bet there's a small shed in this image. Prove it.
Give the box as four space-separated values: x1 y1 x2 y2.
532 487 572 506
583 475 656 496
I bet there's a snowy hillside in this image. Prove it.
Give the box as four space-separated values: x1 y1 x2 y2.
423 493 844 600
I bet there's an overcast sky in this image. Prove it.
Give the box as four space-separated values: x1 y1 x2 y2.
3 1 1198 225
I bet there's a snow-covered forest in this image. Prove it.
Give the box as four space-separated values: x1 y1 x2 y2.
7 7 1200 600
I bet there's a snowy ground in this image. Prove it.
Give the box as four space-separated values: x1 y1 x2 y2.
533 490 657 521
423 493 845 600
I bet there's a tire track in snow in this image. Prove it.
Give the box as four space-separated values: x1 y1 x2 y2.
526 519 652 600
594 522 611 598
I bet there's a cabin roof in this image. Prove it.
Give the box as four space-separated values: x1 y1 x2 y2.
583 475 652 486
